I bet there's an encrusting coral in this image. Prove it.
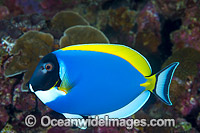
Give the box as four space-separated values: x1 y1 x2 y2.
153 0 187 19
170 5 200 52
135 31 161 53
60 25 110 48
108 7 136 32
4 31 54 90
162 48 200 81
135 2 161 53
51 11 89 33
11 13 47 32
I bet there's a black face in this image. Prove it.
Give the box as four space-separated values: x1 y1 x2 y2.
28 53 61 92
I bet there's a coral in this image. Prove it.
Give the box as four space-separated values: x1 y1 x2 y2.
171 27 200 52
135 31 161 53
162 48 200 81
47 126 78 133
174 118 199 132
9 82 52 132
136 2 160 33
37 99 52 116
0 13 47 55
60 25 109 48
94 127 122 133
12 88 36 111
169 80 199 117
95 10 109 31
42 28 63 40
0 77 53 132
80 0 110 10
0 105 9 130
4 31 54 90
0 77 16 106
4 0 24 16
92 125 141 133
1 36 16 53
15 0 43 14
0 47 8 67
171 5 200 52
0 20 23 39
197 112 200 130
108 7 136 32
0 13 46 41
40 0 80 18
51 11 89 33
0 6 9 20
162 49 200 117
0 62 14 131
135 2 161 53
183 5 200 27
0 13 48 59
153 0 187 19
0 54 18 106
1 123 16 133
40 0 62 10
11 13 47 32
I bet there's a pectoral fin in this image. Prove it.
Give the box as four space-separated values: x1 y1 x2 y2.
57 72 73 94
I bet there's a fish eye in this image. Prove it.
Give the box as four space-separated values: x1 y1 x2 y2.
45 63 53 71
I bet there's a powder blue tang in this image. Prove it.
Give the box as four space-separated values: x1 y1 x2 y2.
28 44 179 129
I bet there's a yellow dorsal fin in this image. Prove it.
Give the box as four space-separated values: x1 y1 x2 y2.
61 44 152 76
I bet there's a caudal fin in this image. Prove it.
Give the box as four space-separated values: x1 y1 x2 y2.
152 62 179 105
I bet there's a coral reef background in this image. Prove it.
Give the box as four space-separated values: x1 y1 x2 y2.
0 0 200 132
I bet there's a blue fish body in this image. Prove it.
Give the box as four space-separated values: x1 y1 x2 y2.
47 50 146 115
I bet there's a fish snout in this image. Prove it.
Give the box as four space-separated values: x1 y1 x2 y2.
28 84 35 92
26 81 35 93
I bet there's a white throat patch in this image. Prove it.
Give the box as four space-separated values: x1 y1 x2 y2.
30 84 66 104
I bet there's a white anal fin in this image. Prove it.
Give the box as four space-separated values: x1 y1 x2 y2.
91 91 151 119
62 113 87 129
